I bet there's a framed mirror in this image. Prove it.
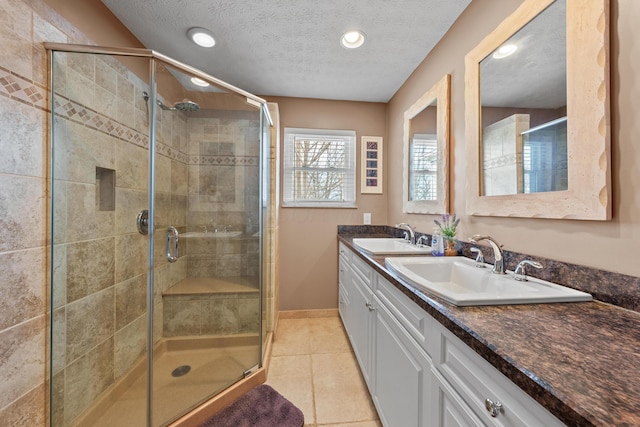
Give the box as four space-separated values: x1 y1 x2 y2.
403 74 450 214
465 0 611 220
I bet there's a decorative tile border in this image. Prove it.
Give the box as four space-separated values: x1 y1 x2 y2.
54 94 149 149
3 63 257 168
53 94 259 167
190 155 259 166
0 66 48 111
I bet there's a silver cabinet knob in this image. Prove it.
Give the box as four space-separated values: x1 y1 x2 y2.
485 398 504 417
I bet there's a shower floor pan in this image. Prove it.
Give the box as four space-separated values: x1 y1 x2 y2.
75 334 260 427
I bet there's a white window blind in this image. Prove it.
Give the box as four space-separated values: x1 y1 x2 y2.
283 128 356 207
410 134 437 201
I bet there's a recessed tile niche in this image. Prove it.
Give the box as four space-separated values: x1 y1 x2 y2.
95 167 116 211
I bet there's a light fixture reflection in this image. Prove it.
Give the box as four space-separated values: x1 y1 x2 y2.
492 44 517 59
341 30 366 49
190 77 210 87
188 27 216 48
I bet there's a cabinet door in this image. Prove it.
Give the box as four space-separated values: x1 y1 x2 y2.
433 371 486 427
373 297 433 427
349 273 373 386
338 256 351 323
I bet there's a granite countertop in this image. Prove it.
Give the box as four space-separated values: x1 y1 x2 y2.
338 234 640 427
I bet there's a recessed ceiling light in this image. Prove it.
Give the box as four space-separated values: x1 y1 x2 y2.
341 30 366 49
190 77 210 87
187 27 216 48
492 43 517 59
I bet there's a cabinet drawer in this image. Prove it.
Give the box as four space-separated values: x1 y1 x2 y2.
376 275 434 356
338 256 349 286
339 242 351 263
351 253 373 288
434 325 565 427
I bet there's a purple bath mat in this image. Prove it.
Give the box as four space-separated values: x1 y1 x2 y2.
199 384 304 427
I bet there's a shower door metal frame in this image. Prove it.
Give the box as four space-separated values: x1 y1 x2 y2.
46 42 273 427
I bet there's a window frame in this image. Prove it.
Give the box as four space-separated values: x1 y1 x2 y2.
282 127 357 208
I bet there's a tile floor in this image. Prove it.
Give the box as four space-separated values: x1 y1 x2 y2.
266 313 381 427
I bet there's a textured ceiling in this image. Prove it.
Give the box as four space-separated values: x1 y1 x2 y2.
101 0 471 102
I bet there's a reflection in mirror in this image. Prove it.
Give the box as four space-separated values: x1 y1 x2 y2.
480 0 566 196
465 0 611 220
403 74 450 214
409 102 437 201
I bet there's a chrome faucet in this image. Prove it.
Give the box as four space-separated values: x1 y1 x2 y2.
514 260 543 281
396 223 416 245
469 235 505 274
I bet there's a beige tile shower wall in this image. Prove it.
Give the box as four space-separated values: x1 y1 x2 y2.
152 106 189 345
0 0 90 422
0 2 106 425
185 114 261 279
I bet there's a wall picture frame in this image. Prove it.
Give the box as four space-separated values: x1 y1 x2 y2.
361 136 383 194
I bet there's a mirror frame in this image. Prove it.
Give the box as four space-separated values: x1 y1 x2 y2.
403 74 450 214
465 0 611 220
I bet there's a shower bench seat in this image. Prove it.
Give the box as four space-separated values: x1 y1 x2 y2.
162 276 260 337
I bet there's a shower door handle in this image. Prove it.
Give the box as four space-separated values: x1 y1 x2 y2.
166 226 179 263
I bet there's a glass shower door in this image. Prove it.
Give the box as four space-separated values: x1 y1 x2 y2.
150 61 263 425
49 45 266 427
50 50 153 427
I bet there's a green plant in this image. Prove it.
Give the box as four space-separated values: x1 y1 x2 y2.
434 213 460 243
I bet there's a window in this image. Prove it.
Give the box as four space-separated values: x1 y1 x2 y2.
410 134 437 201
283 128 356 207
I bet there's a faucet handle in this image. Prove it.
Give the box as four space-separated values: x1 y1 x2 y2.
470 247 485 267
416 235 429 247
514 260 543 281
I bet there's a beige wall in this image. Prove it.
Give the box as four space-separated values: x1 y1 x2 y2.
44 0 142 48
388 0 640 278
265 96 388 310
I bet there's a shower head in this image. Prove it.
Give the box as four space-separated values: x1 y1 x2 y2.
141 91 200 112
173 100 200 112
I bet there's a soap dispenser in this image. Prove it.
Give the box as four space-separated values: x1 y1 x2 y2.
431 229 444 256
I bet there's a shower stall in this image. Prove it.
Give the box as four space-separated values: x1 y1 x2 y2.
47 44 275 426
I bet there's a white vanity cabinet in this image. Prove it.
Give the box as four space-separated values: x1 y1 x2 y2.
339 243 434 426
338 243 566 427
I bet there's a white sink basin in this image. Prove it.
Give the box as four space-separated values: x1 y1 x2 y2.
181 231 242 239
352 238 432 255
384 256 592 306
